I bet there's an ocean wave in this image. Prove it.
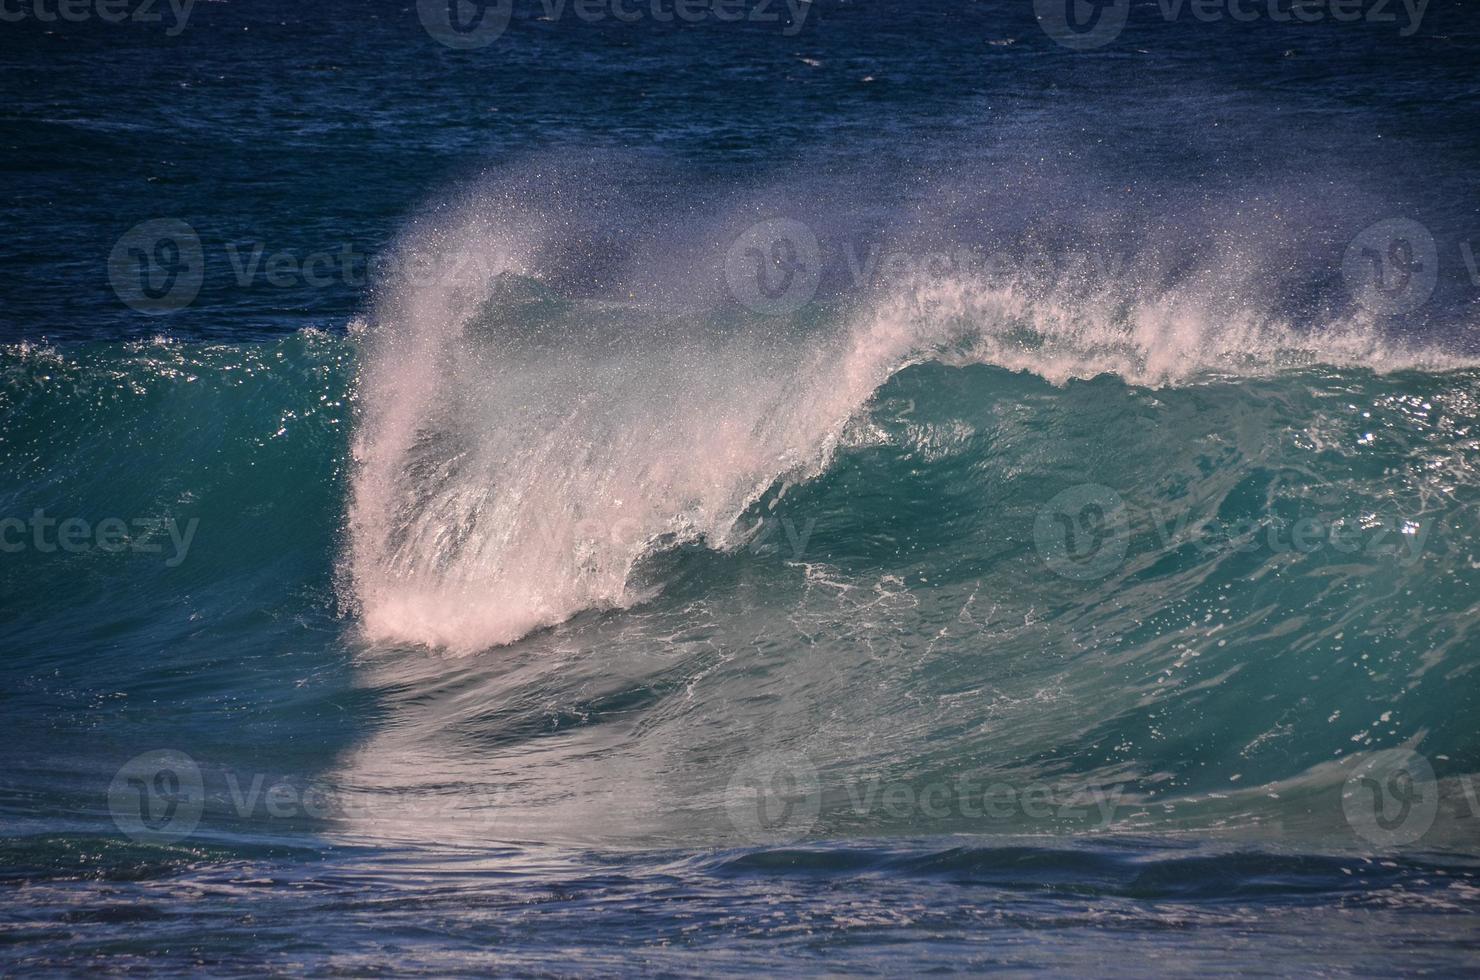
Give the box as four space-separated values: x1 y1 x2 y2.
340 181 1480 653
4 317 1479 849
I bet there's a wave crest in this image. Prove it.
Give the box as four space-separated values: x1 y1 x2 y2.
344 173 1478 653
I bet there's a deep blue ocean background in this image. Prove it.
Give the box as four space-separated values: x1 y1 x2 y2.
3 0 1480 973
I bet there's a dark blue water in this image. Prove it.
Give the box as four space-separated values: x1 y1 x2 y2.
3 1 1480 973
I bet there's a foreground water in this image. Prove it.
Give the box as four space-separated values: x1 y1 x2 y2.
4 0 1480 973
4 837 1478 973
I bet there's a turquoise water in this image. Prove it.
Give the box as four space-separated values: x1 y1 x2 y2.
4 328 1479 970
4 0 1480 972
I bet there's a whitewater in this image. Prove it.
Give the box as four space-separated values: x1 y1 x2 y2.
343 169 1480 656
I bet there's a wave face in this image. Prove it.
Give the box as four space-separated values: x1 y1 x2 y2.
306 171 1480 857
11 322 1480 853
334 356 1480 854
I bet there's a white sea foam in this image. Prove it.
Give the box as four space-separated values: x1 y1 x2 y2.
344 184 1477 653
